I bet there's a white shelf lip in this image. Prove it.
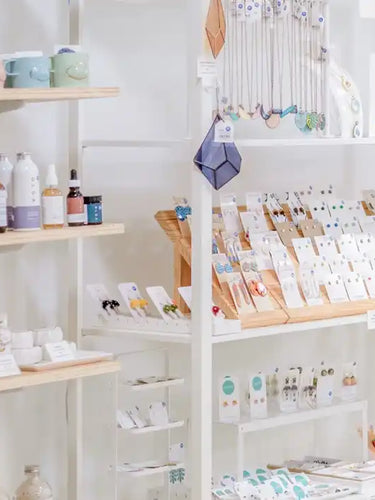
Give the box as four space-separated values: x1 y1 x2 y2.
82 138 192 149
83 326 192 344
212 314 368 343
216 400 367 433
124 378 185 391
122 420 185 434
117 462 184 477
236 137 375 147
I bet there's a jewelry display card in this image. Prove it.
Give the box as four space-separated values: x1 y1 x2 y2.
246 192 264 212
249 373 267 419
117 410 137 430
316 364 335 407
250 231 283 269
360 217 375 235
86 284 115 317
343 273 368 301
301 257 331 286
351 258 373 276
271 248 294 279
342 362 358 402
287 193 307 226
274 221 300 247
279 368 300 413
0 354 21 378
240 211 269 236
337 234 361 260
299 367 316 410
213 213 225 233
118 282 148 320
328 256 351 277
363 189 375 211
355 233 375 256
295 185 314 207
146 286 184 322
322 217 343 238
220 194 242 233
266 193 287 224
219 375 240 422
149 401 169 426
307 199 330 223
279 272 305 309
341 219 362 234
128 406 147 428
315 235 339 259
292 237 316 263
212 254 233 285
324 274 349 303
299 269 323 306
364 274 375 298
227 272 256 315
221 231 242 265
237 251 273 312
300 219 324 239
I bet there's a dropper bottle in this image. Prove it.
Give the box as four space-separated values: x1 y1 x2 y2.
67 169 84 227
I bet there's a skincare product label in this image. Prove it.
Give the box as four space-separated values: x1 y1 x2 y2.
292 237 316 263
344 273 368 301
249 373 267 419
219 375 240 422
42 195 64 226
146 286 184 322
315 235 339 258
0 354 21 377
118 282 148 320
342 361 358 401
324 274 349 303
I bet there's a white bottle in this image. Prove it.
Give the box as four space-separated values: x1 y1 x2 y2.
13 153 40 231
0 154 13 229
42 164 64 229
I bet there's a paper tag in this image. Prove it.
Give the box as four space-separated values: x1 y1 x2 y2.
0 354 21 377
219 375 240 422
249 373 267 419
324 274 349 303
215 120 234 143
292 237 316 263
368 310 375 329
43 341 75 362
344 273 368 301
315 235 339 258
118 282 148 320
197 58 217 78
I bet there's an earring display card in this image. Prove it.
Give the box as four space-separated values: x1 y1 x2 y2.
246 192 264 212
146 286 184 322
240 211 269 236
266 193 287 225
316 366 334 407
213 213 225 233
212 254 233 285
128 406 146 428
271 248 294 280
364 274 375 298
249 373 267 419
295 185 314 207
360 217 375 235
300 269 323 306
149 401 169 426
220 194 242 234
364 190 375 211
274 221 300 247
250 231 283 269
221 231 242 265
355 233 375 256
86 284 115 318
299 367 316 410
315 235 339 259
227 272 256 315
351 258 373 277
323 218 343 238
287 194 307 226
292 237 316 263
279 369 299 413
328 256 351 277
324 274 349 303
343 273 368 301
337 234 361 260
342 362 358 402
117 409 137 430
219 375 240 422
173 197 191 237
307 199 330 223
300 219 324 239
237 251 273 312
301 257 331 286
279 272 305 309
266 371 279 411
118 282 148 320
342 219 362 234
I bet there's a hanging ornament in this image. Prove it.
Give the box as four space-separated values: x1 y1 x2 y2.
193 115 242 191
206 0 227 59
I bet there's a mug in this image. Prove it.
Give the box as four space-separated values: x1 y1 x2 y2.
51 53 89 87
5 56 51 88
0 61 6 88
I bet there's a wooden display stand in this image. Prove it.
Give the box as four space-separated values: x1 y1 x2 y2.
155 203 375 329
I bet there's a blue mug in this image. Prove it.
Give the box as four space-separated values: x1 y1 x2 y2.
5 56 51 88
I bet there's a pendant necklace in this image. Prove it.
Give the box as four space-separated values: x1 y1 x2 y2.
301 5 312 134
282 1 297 118
262 1 272 121
295 14 307 130
239 20 251 119
266 3 281 129
252 18 261 118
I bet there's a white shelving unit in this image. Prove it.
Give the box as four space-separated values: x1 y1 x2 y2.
124 421 185 435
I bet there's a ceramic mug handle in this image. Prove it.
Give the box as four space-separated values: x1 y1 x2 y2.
4 59 18 76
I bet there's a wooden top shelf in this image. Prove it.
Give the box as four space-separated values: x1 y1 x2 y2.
0 360 120 392
0 87 120 103
0 223 124 247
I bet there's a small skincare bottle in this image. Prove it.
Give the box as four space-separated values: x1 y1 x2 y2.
42 164 64 229
67 169 84 227
0 183 7 233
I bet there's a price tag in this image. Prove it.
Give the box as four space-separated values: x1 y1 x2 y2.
197 58 217 78
0 354 21 377
368 310 375 330
214 120 234 143
43 341 75 362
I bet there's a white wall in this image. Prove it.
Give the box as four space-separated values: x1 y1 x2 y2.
0 1 374 499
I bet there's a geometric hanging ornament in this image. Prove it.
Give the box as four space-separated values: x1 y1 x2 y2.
193 114 242 190
205 0 226 58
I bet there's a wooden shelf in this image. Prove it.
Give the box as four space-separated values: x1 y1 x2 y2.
0 87 119 103
0 223 124 247
0 360 120 392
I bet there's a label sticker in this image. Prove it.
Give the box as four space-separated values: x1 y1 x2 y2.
214 120 234 143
